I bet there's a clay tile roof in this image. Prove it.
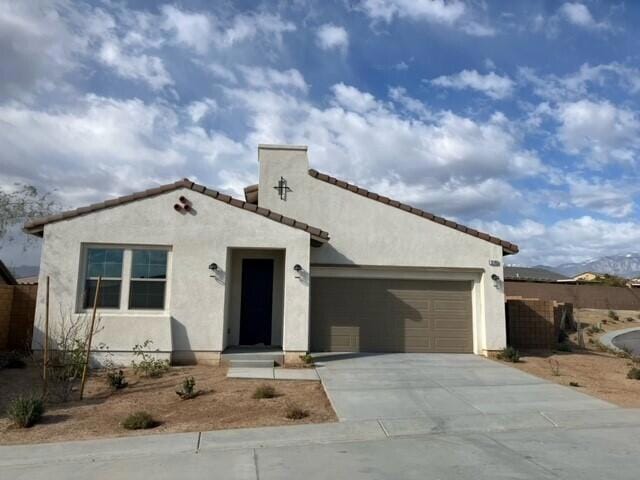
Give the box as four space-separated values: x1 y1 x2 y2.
308 169 518 255
24 179 329 243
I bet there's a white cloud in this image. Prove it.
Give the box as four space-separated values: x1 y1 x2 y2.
238 66 308 92
556 99 640 167
161 5 212 54
316 24 349 52
359 0 494 36
361 0 466 24
560 2 608 29
160 6 295 51
520 63 640 102
430 70 514 99
224 83 542 217
331 83 379 113
187 98 218 123
98 40 173 90
567 177 635 218
0 0 84 100
0 95 247 205
473 216 640 265
205 62 238 83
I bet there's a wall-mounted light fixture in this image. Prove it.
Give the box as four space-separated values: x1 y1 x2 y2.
209 263 218 272
491 273 500 282
293 264 302 273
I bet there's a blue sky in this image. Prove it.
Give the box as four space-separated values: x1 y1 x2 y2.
1 0 639 267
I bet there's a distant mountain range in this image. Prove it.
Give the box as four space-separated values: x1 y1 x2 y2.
9 265 39 279
535 253 640 279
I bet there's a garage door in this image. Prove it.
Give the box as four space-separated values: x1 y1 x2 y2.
310 277 473 353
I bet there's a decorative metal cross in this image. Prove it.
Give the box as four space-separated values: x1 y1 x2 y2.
273 176 292 201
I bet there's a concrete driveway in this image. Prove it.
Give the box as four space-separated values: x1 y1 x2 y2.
315 353 614 421
3 353 640 479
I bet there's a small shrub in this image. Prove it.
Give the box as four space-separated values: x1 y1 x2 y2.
106 369 127 390
6 395 45 428
285 403 309 420
549 359 560 376
627 368 640 380
176 376 201 399
253 384 277 399
299 354 315 366
556 343 572 352
586 324 603 335
569 381 580 387
496 346 520 363
626 317 635 323
608 310 619 322
131 340 170 378
122 411 157 430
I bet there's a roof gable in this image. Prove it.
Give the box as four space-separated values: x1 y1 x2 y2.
308 169 518 255
24 179 329 243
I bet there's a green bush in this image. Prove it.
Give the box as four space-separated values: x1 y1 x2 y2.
122 411 157 430
176 376 200 399
496 346 520 363
586 325 603 335
285 404 309 420
299 354 315 366
6 395 45 428
608 310 619 321
252 385 277 399
569 381 580 387
106 369 127 390
627 368 640 380
131 340 170 378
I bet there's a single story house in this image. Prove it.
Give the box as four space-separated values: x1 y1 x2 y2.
25 145 518 364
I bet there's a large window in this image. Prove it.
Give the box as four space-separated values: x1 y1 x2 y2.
129 250 168 309
83 248 123 308
81 246 169 311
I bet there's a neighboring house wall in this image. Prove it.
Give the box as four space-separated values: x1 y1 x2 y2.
505 281 640 310
33 187 311 363
258 146 508 354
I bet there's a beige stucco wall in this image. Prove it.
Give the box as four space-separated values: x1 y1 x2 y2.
32 187 312 363
258 145 508 355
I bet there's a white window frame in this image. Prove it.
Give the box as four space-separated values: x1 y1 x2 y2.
78 243 172 314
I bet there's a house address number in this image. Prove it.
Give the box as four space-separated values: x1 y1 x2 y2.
489 260 501 267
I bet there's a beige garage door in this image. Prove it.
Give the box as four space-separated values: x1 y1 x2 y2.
310 277 473 353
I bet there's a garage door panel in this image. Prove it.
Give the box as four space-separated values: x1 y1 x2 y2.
310 277 473 353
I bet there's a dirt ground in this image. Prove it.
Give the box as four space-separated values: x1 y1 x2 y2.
505 313 640 408
0 363 336 445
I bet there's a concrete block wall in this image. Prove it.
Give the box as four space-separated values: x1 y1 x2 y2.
506 298 567 350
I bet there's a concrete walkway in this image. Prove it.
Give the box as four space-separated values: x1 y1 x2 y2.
3 353 640 479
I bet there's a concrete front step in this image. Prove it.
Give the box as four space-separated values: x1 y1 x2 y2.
229 359 275 368
221 348 284 366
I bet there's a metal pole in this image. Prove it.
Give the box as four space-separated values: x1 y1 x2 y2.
79 276 101 400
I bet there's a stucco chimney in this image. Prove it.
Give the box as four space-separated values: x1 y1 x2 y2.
257 144 310 215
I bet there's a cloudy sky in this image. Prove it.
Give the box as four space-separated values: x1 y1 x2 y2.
1 0 639 268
